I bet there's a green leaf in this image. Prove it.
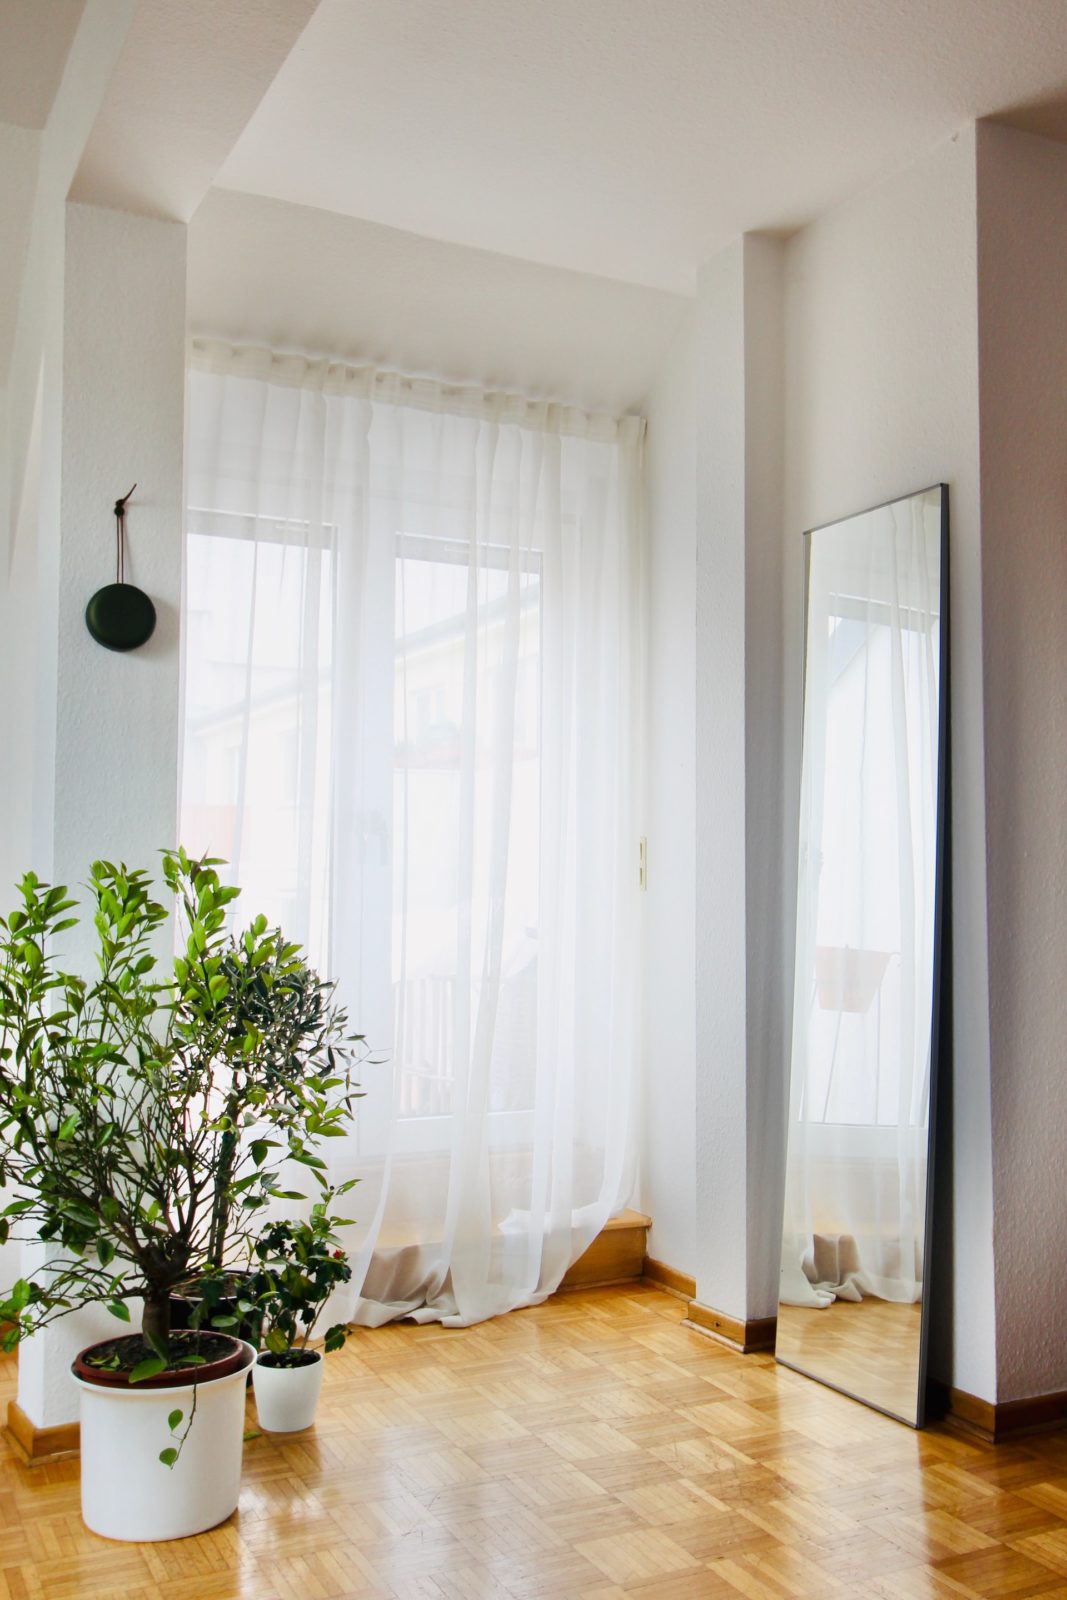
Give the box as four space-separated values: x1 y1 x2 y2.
158 1447 179 1469
167 1408 183 1432
107 1301 131 1322
57 1112 79 1140
144 1327 168 1362
291 1150 327 1170
97 1238 115 1267
129 1356 167 1384
20 940 42 971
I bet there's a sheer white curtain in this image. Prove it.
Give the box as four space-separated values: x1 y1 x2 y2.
181 341 643 1326
781 492 942 1308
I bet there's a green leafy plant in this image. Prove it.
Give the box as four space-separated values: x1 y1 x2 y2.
0 849 363 1376
199 946 361 1274
247 1197 354 1366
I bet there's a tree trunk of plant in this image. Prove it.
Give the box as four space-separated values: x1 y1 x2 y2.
141 1288 172 1355
208 1126 238 1268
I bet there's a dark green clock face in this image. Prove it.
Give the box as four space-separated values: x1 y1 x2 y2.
85 583 157 652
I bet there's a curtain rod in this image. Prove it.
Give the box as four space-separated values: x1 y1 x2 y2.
187 337 645 445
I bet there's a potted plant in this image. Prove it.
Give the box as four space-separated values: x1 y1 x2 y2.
247 1197 353 1433
0 851 361 1541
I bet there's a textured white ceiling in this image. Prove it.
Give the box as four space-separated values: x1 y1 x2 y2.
69 0 319 222
0 0 84 129
215 0 1067 292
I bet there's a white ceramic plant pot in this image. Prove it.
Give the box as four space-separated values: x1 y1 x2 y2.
72 1340 255 1542
252 1350 324 1432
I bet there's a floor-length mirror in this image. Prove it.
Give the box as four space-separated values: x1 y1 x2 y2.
775 484 948 1427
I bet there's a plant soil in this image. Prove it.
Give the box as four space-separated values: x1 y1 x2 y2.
72 1330 250 1389
256 1349 321 1370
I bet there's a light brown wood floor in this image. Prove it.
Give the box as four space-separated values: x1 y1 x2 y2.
5 1283 1067 1599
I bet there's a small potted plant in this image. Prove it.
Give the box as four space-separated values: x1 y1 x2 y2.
0 852 361 1541
248 1198 353 1433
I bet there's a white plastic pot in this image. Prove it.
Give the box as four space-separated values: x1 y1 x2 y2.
72 1340 255 1542
252 1350 324 1432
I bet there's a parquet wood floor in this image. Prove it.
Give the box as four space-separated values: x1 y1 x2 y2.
4 1284 1067 1599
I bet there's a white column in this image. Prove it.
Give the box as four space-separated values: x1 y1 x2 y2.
693 234 785 1325
16 201 186 1429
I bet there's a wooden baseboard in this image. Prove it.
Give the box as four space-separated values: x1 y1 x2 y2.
6 1399 80 1463
928 1381 1067 1443
685 1299 778 1354
642 1256 696 1301
559 1210 651 1290
995 1390 1067 1437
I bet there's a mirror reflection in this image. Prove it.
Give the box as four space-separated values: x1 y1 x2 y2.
776 484 947 1427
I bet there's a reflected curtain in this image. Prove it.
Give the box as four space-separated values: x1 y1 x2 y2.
180 342 643 1326
781 496 941 1307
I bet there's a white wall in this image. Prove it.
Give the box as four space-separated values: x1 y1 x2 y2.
0 123 41 388
640 305 698 1276
976 123 1067 1404
14 203 187 1430
783 127 997 1400
53 204 186 920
